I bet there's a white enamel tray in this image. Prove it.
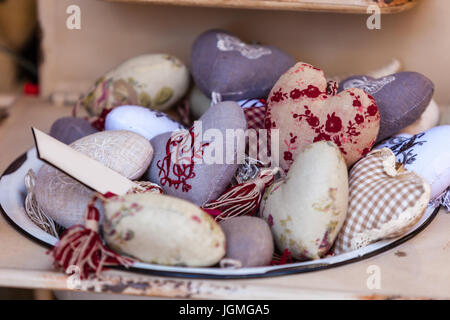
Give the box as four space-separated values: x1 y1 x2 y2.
0 148 439 279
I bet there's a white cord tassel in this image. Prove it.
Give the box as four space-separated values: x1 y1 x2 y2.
430 187 450 212
24 170 59 237
203 167 281 221
211 92 222 106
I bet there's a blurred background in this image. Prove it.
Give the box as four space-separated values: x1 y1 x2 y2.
0 1 449 103
0 0 37 299
0 0 37 95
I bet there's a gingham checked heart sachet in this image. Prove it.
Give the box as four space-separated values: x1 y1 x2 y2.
334 148 430 254
242 99 270 165
242 98 267 130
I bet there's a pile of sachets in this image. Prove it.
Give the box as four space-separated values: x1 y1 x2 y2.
29 29 449 273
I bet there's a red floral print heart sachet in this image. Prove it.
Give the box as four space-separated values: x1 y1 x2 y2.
265 62 380 171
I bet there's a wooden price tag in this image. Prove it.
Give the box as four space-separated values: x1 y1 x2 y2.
32 127 137 196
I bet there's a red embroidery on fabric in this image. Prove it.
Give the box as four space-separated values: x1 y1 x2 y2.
157 127 209 193
292 106 320 127
313 132 332 143
326 81 338 96
353 96 362 108
355 114 364 124
264 115 276 129
361 147 371 156
300 63 321 72
325 112 342 133
270 88 288 103
290 94 378 157
346 121 361 138
293 106 350 155
283 151 293 162
290 85 322 100
366 103 379 117
266 66 380 169
283 133 298 165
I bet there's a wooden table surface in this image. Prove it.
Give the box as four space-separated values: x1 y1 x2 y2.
0 96 448 299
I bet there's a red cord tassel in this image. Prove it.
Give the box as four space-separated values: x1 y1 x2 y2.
91 108 113 131
270 249 294 266
202 167 280 222
50 196 133 279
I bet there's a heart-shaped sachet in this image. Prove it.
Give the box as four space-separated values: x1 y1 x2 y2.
265 62 380 170
188 91 269 164
103 193 225 267
334 148 430 254
339 72 434 141
219 216 274 267
189 86 213 119
50 117 98 145
35 131 154 228
105 105 185 140
146 101 247 206
189 85 267 127
78 54 189 116
191 29 294 101
260 141 349 260
400 99 440 135
376 125 450 200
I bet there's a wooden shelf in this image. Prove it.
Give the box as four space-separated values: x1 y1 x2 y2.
104 0 417 14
